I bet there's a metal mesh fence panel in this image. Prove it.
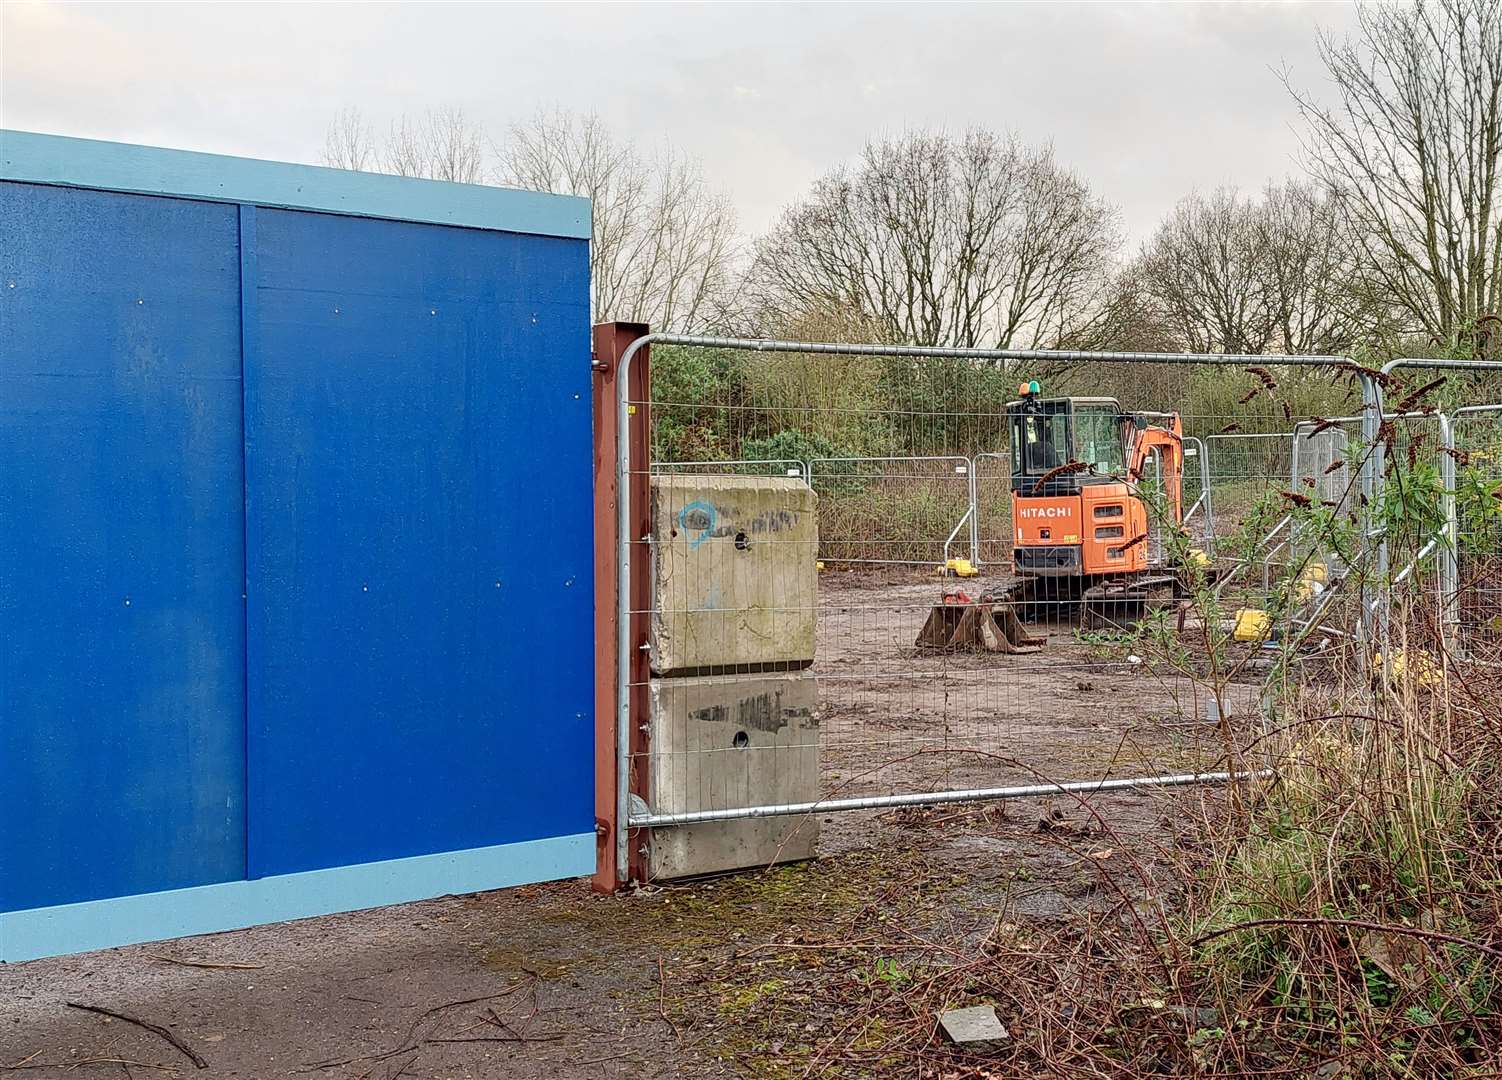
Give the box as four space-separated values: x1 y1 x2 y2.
610 339 1499 882
1453 405 1502 658
974 451 1014 568
809 456 975 567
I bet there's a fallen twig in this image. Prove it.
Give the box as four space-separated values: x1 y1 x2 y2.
64 1002 206 1070
300 983 530 1071
149 955 264 971
657 956 682 1040
573 1051 646 1067
3 1056 180 1072
423 1035 563 1044
732 940 946 958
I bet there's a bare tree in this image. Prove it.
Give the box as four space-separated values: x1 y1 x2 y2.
1255 181 1367 353
1287 0 1502 348
384 107 487 183
321 107 378 172
1056 263 1176 353
321 105 487 183
740 129 1120 349
1134 182 1363 354
496 109 738 331
1137 188 1275 354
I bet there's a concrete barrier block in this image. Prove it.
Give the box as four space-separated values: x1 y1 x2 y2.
647 672 819 879
649 474 817 674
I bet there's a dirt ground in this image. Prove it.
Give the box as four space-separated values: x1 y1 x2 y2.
813 567 1252 830
0 572 1246 1079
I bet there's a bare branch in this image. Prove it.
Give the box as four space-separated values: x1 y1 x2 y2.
740 129 1120 349
320 107 377 172
383 106 487 183
496 108 738 331
1286 0 1502 349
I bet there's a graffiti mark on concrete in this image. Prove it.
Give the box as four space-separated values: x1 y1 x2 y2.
747 509 801 535
678 503 803 552
688 690 818 734
678 500 717 550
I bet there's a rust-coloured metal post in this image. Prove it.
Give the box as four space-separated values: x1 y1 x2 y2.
591 322 651 891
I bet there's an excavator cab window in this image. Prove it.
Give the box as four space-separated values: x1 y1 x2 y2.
1074 405 1126 476
1012 404 1069 472
1008 398 1071 490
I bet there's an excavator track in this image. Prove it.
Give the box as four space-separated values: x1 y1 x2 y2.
983 571 1201 632
1079 574 1181 630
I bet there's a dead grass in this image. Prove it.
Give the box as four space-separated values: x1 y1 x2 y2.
661 600 1502 1078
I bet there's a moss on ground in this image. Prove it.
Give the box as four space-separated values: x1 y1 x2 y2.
633 848 972 1078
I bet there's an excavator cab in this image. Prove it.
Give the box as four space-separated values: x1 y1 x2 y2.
1008 391 1129 495
1005 384 1183 580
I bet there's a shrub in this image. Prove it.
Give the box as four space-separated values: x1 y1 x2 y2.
739 347 892 454
650 345 743 462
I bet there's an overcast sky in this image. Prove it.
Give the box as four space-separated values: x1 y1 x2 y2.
2 1 1358 245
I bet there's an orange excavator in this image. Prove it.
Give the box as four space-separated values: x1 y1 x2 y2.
919 381 1197 650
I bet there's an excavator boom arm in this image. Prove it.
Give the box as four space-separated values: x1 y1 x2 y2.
1126 420 1185 525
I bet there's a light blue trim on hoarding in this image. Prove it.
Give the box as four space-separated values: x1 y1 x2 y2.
0 129 591 240
0 832 595 963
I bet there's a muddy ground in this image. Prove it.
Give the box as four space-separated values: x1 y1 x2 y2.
0 572 1250 1079
812 567 1252 828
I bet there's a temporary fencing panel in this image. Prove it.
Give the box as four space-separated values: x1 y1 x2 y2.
809 456 975 567
973 451 1014 567
606 334 1397 886
1451 405 1502 654
0 132 595 961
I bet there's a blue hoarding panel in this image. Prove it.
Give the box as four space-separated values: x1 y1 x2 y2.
242 208 594 877
0 183 248 911
1 134 596 961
